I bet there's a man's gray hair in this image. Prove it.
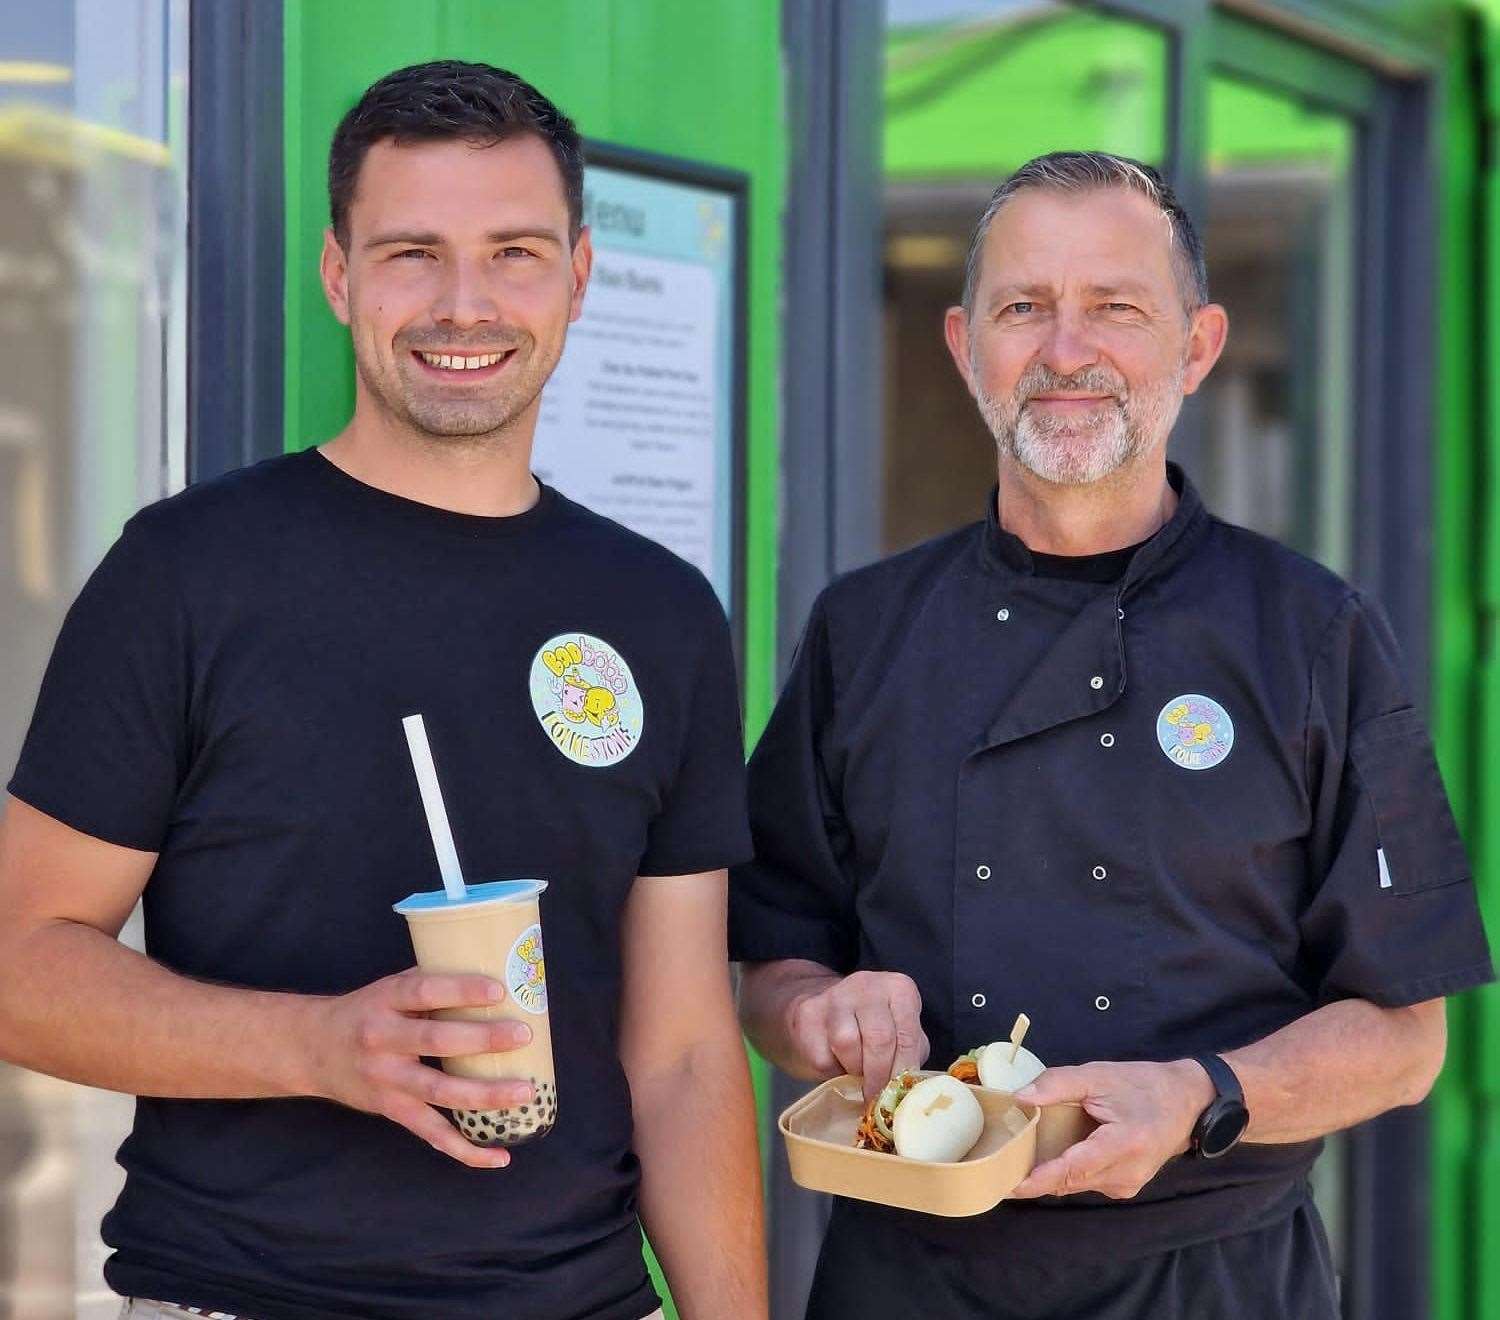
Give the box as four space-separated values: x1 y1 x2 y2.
961 151 1208 316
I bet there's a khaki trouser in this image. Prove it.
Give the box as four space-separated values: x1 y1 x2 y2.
122 1300 666 1319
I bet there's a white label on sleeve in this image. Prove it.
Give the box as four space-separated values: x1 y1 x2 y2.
1377 848 1393 890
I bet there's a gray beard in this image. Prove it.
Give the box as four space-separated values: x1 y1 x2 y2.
975 363 1183 486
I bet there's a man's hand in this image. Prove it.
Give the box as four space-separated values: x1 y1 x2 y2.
786 970 930 1101
1009 1059 1214 1199
308 969 536 1169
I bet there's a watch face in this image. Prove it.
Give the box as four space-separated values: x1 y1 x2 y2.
1199 1101 1250 1158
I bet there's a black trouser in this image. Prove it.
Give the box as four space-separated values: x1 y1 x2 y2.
806 1191 1339 1320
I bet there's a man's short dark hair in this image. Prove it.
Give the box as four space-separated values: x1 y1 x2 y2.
961 151 1208 317
328 60 584 250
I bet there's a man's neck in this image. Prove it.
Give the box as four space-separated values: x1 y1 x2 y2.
996 453 1176 557
319 402 541 518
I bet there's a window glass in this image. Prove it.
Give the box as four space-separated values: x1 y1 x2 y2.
1191 74 1357 572
0 3 187 1315
882 0 1169 550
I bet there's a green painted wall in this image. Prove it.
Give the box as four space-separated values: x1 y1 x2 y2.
1430 11 1483 1315
282 5 786 1314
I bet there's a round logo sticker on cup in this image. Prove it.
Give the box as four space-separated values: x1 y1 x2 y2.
530 633 644 768
506 923 547 1015
1156 694 1235 771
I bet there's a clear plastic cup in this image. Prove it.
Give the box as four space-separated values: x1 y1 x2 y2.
393 879 555 1147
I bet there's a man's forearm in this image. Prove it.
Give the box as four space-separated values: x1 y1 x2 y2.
0 918 324 1099
1224 997 1445 1144
632 1032 767 1320
736 958 839 1077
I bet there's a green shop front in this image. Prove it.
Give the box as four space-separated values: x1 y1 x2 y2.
0 2 1497 1317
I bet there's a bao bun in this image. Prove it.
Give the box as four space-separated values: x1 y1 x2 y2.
977 1043 1045 1093
891 1074 985 1163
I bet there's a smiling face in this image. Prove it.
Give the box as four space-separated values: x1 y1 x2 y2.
945 186 1225 487
320 134 591 443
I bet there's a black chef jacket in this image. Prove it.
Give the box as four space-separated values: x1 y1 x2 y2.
729 465 1492 1314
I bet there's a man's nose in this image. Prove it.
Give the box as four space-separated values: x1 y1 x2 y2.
431 256 499 329
1037 309 1099 379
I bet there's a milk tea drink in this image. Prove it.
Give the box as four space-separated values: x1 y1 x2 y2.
393 879 555 1147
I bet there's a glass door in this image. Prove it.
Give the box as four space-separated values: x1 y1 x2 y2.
1191 20 1386 1311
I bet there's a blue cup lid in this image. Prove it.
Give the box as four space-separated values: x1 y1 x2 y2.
392 878 547 914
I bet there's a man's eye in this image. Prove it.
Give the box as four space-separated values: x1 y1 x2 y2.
395 249 433 260
500 246 536 259
1103 302 1136 312
1006 302 1034 315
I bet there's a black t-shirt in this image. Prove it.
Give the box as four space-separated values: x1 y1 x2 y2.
729 465 1491 1307
1030 538 1146 584
8 449 752 1320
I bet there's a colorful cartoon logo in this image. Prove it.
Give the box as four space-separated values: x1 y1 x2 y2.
530 633 643 768
506 924 547 1015
1156 694 1235 771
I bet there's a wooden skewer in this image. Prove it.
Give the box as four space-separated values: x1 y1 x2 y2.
1009 1012 1031 1064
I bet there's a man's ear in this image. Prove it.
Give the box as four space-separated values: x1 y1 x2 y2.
320 227 352 327
943 305 978 398
569 225 594 323
1181 303 1229 396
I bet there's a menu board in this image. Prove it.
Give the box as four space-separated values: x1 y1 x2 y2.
532 148 744 614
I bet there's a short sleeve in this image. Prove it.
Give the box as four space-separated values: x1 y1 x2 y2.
728 595 858 973
1300 593 1493 1006
636 602 752 877
6 515 190 851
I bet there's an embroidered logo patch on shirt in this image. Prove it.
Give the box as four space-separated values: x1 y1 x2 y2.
1156 694 1235 771
530 632 643 767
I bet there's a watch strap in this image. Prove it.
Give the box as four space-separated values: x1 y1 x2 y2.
1192 1052 1244 1106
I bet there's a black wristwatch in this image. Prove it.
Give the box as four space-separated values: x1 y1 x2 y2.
1188 1053 1249 1159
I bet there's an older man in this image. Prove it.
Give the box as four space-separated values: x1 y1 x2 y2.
732 152 1492 1318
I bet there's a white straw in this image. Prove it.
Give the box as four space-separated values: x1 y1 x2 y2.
401 714 467 900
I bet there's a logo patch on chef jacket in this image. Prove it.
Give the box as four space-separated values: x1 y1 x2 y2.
530 633 643 767
1156 694 1234 771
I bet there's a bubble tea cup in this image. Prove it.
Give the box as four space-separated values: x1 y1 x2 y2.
393 879 556 1147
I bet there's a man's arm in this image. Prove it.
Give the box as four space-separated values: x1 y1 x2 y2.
0 795 535 1168
619 871 767 1320
1010 996 1446 1200
737 959 929 1102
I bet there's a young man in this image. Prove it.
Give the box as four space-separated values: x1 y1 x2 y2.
0 62 765 1320
733 152 1492 1317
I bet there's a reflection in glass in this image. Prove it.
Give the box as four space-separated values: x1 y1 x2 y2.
1192 75 1356 573
881 1 1168 551
0 3 187 1317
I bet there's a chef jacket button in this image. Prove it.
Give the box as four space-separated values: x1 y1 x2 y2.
972 992 987 1008
1100 733 1115 747
996 607 1010 622
1117 607 1126 620
1095 995 1111 1011
976 864 991 880
1092 865 1107 881
1090 675 1104 690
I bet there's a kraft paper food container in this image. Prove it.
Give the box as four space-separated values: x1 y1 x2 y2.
1034 1099 1095 1164
780 1072 1043 1217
